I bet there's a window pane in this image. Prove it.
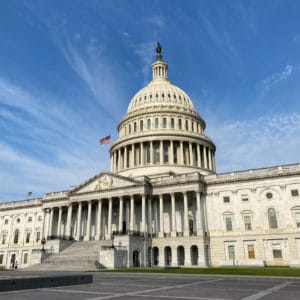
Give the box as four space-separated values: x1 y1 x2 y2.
228 245 235 259
272 244 282 259
268 208 278 229
247 245 255 259
244 216 252 230
225 217 232 231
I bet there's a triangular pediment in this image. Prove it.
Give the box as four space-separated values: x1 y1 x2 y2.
71 172 143 194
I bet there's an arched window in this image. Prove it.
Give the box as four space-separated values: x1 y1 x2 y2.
155 118 159 128
268 208 278 229
140 120 143 131
178 119 182 129
162 117 167 128
129 124 131 134
170 118 175 128
177 246 185 266
147 119 151 129
134 122 137 132
14 229 19 244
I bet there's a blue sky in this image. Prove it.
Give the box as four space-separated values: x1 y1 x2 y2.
1 0 300 202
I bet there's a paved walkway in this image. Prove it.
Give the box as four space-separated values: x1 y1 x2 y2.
0 271 299 299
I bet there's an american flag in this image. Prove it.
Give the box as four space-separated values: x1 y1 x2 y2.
100 135 111 145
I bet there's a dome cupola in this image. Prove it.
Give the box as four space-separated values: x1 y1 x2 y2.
110 43 216 177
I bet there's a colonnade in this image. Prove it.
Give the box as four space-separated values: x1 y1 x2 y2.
111 140 215 173
44 191 204 241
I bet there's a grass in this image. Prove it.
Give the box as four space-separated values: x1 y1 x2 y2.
94 267 300 277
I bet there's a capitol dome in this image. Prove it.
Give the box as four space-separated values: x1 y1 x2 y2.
110 43 216 177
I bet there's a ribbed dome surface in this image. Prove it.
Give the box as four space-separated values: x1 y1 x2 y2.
127 78 195 113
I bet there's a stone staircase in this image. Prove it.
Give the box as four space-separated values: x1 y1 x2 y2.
26 240 112 271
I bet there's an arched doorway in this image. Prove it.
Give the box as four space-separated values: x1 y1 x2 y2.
164 246 172 266
153 247 159 266
177 246 185 266
191 245 198 265
133 250 140 267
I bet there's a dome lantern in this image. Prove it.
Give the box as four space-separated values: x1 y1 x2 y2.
152 42 168 80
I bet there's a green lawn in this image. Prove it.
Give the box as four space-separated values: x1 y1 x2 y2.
95 267 300 277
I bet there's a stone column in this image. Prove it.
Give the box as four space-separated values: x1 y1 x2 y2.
160 140 163 164
118 196 123 233
141 194 146 235
171 193 177 237
108 197 112 239
85 201 92 241
96 199 102 240
180 141 184 164
170 140 174 164
140 142 144 166
158 194 164 238
131 144 135 167
197 144 201 167
66 204 73 239
76 202 82 240
124 146 128 169
208 148 212 171
43 209 50 239
150 141 153 164
189 142 193 166
57 206 62 237
203 146 208 169
183 192 189 237
48 208 54 238
148 196 152 236
118 148 122 170
130 195 134 231
196 191 203 236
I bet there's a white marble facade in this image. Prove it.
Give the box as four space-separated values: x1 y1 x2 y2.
1 45 300 269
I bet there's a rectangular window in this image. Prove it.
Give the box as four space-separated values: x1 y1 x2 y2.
241 194 249 201
0 254 3 264
247 245 255 259
291 189 299 197
4 219 8 225
155 118 159 128
26 232 31 243
223 196 230 203
140 120 143 131
147 119 151 129
2 234 7 245
185 120 189 130
36 232 41 242
272 243 282 259
228 245 235 260
38 215 42 222
225 217 233 231
28 216 32 222
295 212 300 228
153 143 160 164
163 143 169 164
244 216 252 230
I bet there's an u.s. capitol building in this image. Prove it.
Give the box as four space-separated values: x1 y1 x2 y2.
1 45 300 270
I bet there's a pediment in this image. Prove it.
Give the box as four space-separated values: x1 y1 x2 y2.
71 172 142 194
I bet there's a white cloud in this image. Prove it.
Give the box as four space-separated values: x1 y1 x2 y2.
0 78 110 202
207 113 300 173
261 64 293 91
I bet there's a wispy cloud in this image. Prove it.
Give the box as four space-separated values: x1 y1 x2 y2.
261 64 293 91
0 78 110 202
207 113 300 172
